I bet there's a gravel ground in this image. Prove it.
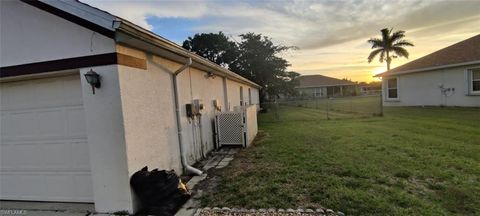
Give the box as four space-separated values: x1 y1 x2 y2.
195 208 344 216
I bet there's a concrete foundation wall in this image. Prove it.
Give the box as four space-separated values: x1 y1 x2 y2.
383 64 480 107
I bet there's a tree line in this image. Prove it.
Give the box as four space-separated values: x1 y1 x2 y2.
182 32 299 102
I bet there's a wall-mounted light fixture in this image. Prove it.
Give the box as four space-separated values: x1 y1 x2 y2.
84 69 101 94
205 72 216 79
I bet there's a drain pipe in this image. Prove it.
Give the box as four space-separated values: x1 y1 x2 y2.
173 57 203 175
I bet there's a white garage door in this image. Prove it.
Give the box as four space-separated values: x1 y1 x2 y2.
0 74 93 202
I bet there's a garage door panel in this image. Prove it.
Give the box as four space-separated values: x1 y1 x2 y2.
42 142 74 169
9 144 42 169
1 112 37 141
70 141 91 170
0 75 93 202
0 82 36 111
37 109 67 139
65 107 87 137
73 174 94 199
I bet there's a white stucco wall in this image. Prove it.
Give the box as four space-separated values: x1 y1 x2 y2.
250 87 260 108
80 66 133 213
226 79 245 109
383 64 480 107
115 45 259 168
117 57 183 175
0 0 115 67
178 67 226 163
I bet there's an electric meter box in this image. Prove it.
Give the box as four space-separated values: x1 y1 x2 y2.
193 99 204 111
185 104 196 117
186 99 204 118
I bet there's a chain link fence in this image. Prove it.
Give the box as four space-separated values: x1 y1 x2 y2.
260 94 383 123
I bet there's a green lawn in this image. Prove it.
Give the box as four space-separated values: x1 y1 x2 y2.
201 106 480 215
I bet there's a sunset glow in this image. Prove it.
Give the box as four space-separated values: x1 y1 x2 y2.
84 0 480 83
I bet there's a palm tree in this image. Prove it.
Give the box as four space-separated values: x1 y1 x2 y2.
367 28 414 71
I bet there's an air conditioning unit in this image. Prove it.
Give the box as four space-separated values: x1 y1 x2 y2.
215 105 258 148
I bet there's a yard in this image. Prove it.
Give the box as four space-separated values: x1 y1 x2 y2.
201 105 480 215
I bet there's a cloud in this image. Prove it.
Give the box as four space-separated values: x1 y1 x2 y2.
82 0 209 30
81 0 480 81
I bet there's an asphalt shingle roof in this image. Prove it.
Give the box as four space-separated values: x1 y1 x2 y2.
297 75 355 88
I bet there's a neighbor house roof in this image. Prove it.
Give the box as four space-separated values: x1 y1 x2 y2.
15 0 260 88
376 34 480 77
296 75 355 88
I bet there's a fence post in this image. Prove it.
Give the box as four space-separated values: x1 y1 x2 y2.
379 92 384 117
326 98 330 120
350 97 353 112
275 101 280 121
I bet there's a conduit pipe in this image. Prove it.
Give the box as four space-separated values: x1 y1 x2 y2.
172 57 203 175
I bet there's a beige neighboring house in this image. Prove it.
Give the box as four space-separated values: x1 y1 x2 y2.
296 75 358 98
0 0 260 213
375 34 480 107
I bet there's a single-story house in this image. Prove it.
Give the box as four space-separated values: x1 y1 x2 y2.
295 75 358 98
0 0 260 213
359 83 381 96
375 34 480 107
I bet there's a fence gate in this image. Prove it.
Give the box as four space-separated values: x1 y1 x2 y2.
216 111 245 148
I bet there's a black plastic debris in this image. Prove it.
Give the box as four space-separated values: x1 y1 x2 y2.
131 166 191 216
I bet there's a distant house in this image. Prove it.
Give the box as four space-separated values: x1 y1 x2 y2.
359 83 381 95
375 34 480 107
295 75 358 98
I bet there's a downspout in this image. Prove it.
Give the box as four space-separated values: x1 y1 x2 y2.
173 57 203 175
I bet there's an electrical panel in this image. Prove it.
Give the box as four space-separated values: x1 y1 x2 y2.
193 99 204 111
186 99 204 118
186 104 195 117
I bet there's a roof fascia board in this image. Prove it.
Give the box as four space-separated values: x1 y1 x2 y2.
375 60 480 77
22 0 115 38
41 0 116 30
114 21 261 88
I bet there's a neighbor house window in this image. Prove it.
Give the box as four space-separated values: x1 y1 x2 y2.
386 78 398 99
248 88 252 105
471 69 480 93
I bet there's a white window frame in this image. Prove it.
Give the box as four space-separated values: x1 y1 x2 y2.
468 68 480 95
385 77 399 101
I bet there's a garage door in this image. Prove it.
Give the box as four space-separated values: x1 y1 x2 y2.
0 74 93 202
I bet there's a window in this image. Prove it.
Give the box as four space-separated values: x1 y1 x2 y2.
314 88 322 97
248 88 252 105
239 86 244 106
386 78 398 99
471 69 480 93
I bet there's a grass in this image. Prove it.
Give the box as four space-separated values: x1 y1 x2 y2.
200 106 480 215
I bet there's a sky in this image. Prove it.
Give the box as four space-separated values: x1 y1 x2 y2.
83 0 480 82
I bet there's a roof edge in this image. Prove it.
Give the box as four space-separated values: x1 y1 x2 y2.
374 60 480 77
113 19 261 89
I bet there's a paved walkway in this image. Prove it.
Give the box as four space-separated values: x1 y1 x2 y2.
176 148 240 216
0 201 95 216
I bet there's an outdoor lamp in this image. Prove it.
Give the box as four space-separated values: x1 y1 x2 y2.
84 69 101 94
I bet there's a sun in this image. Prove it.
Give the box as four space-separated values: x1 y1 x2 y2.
372 66 387 76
